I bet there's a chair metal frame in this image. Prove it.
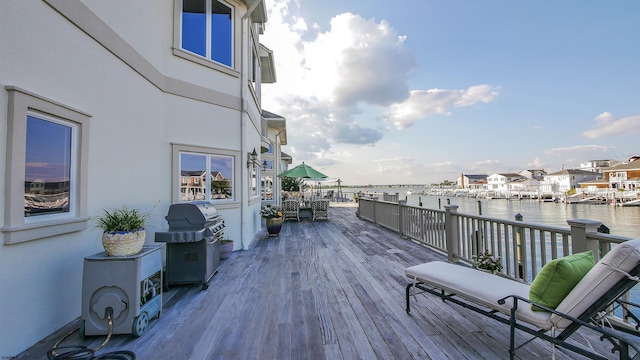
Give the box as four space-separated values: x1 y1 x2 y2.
405 264 640 360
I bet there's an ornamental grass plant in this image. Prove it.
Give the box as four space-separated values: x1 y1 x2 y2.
96 205 149 233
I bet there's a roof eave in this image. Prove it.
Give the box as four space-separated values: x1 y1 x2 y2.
243 0 267 23
259 44 276 83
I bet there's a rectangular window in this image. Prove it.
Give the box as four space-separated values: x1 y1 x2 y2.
249 163 259 197
261 175 273 201
3 87 90 244
181 0 234 67
179 152 234 202
24 114 76 218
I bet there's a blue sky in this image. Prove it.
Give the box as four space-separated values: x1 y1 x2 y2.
260 0 639 185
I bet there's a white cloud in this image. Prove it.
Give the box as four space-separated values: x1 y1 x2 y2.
582 112 640 138
383 85 499 129
261 0 499 178
528 157 545 168
544 145 609 154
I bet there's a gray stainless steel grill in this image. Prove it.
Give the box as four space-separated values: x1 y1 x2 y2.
155 201 224 290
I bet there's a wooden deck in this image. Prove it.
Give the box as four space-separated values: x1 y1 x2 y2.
18 204 617 359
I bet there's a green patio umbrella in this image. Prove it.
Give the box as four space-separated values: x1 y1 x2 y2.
277 162 327 179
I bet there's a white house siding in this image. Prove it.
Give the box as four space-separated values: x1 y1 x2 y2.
0 0 265 355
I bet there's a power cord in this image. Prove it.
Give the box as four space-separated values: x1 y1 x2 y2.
47 308 136 360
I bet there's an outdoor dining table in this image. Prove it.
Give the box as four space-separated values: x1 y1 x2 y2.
299 206 312 219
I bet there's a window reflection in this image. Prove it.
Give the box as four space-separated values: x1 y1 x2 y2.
179 152 233 202
181 0 233 67
24 115 72 217
210 155 233 199
262 175 273 201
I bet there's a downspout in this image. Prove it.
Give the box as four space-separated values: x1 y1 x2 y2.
239 0 263 250
274 127 286 206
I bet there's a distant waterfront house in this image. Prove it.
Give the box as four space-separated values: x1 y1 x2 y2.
579 178 610 190
0 0 279 356
602 157 640 190
486 173 526 192
458 174 488 189
518 169 546 181
579 159 615 173
540 169 601 193
507 177 540 192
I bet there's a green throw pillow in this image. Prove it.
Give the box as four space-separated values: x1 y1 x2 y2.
529 250 594 311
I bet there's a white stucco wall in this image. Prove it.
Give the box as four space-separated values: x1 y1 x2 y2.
0 0 265 356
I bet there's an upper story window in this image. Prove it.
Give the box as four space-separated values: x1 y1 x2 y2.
181 0 234 67
3 87 90 244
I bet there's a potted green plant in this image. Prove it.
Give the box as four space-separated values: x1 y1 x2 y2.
96 205 149 256
220 236 234 260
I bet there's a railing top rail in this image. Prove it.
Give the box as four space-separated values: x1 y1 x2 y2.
359 197 636 240
454 212 571 234
586 232 630 245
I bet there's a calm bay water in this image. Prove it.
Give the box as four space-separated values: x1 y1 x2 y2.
345 186 640 239
340 186 640 313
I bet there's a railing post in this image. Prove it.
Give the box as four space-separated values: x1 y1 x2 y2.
515 213 524 280
567 219 601 259
445 205 460 263
419 207 424 241
372 197 378 225
398 199 406 237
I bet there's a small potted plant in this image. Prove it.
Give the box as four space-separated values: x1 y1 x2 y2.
96 205 149 256
260 205 283 236
220 236 234 260
472 250 503 274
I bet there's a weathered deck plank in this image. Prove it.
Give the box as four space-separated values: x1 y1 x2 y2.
16 204 620 359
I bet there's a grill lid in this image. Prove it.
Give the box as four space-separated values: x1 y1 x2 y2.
165 201 221 230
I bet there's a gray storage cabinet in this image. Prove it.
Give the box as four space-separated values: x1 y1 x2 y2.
81 245 162 337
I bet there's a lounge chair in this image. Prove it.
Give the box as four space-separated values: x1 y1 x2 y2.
311 199 329 221
282 199 300 221
405 238 640 359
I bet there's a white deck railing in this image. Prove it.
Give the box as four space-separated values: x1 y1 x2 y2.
358 197 631 280
358 196 637 324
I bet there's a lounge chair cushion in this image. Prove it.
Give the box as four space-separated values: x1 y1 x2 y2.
406 261 553 330
529 250 594 311
552 238 640 328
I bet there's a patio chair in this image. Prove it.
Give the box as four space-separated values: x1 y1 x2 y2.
405 238 640 360
282 199 300 221
323 190 334 200
312 199 329 221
